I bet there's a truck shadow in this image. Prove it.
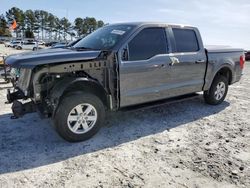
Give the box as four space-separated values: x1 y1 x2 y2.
0 96 229 174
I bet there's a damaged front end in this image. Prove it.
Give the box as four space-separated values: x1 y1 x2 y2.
6 87 37 119
6 49 119 119
6 68 36 118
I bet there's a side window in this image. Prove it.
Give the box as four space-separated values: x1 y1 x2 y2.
172 28 199 52
128 28 167 61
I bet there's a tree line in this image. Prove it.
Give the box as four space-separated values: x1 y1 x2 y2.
0 7 105 41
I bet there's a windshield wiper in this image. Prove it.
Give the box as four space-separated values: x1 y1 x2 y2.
71 46 99 51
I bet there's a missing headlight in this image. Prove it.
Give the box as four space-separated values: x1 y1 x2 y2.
17 68 32 95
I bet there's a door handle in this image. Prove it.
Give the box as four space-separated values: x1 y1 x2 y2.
195 60 205 64
153 64 165 68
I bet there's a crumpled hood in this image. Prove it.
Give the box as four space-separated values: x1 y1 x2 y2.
5 48 102 69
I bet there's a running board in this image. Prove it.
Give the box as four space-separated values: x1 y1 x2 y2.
120 93 200 112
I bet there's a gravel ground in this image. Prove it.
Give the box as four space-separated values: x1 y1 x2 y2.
0 45 249 188
0 44 27 56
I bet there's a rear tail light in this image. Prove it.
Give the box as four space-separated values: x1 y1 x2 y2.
240 55 245 69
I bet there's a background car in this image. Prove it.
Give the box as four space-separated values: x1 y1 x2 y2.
245 51 250 61
38 40 45 45
16 41 38 51
50 38 82 49
9 41 22 48
0 39 5 44
67 37 83 47
51 42 68 48
4 41 11 47
45 41 58 47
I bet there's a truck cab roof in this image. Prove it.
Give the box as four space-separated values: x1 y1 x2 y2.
109 22 195 29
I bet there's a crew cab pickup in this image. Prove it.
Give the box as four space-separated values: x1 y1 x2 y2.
5 22 245 142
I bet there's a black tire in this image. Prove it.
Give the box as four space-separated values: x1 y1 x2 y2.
33 47 37 51
204 75 228 105
53 92 105 142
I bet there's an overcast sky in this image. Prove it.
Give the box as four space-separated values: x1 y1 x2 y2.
1 0 250 49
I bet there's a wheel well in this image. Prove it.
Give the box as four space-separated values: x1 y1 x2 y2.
62 81 108 108
215 67 232 85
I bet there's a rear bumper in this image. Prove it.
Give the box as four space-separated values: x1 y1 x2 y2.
233 71 243 84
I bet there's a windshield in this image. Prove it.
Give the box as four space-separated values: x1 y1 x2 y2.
73 24 135 50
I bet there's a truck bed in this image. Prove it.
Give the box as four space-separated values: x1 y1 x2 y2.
203 45 244 91
205 45 243 53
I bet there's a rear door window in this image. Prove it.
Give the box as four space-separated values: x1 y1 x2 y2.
128 28 167 61
172 28 199 52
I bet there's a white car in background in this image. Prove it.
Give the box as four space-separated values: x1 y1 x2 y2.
9 41 22 48
4 41 11 47
16 41 39 51
38 40 45 45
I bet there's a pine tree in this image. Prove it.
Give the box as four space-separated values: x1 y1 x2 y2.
4 7 105 40
0 14 11 36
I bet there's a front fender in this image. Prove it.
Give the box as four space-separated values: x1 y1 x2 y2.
49 77 108 117
50 77 102 102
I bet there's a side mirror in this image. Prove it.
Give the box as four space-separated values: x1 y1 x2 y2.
122 48 128 61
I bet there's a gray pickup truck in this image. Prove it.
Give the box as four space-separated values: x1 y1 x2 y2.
5 22 245 142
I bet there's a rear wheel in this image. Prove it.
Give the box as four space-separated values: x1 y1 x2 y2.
53 93 105 142
33 47 37 51
204 75 228 105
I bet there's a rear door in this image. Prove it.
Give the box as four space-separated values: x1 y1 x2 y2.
166 27 207 95
119 27 171 107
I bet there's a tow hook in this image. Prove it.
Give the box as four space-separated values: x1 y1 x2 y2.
11 100 36 119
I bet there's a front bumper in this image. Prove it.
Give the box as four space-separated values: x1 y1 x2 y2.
11 100 36 118
6 88 36 118
6 88 25 104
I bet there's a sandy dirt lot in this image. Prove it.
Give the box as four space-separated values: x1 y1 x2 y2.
0 44 27 56
0 44 249 188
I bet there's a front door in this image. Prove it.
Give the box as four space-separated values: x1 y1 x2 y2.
119 27 170 107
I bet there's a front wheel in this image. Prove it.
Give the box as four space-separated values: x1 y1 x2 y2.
53 93 105 142
204 75 228 105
